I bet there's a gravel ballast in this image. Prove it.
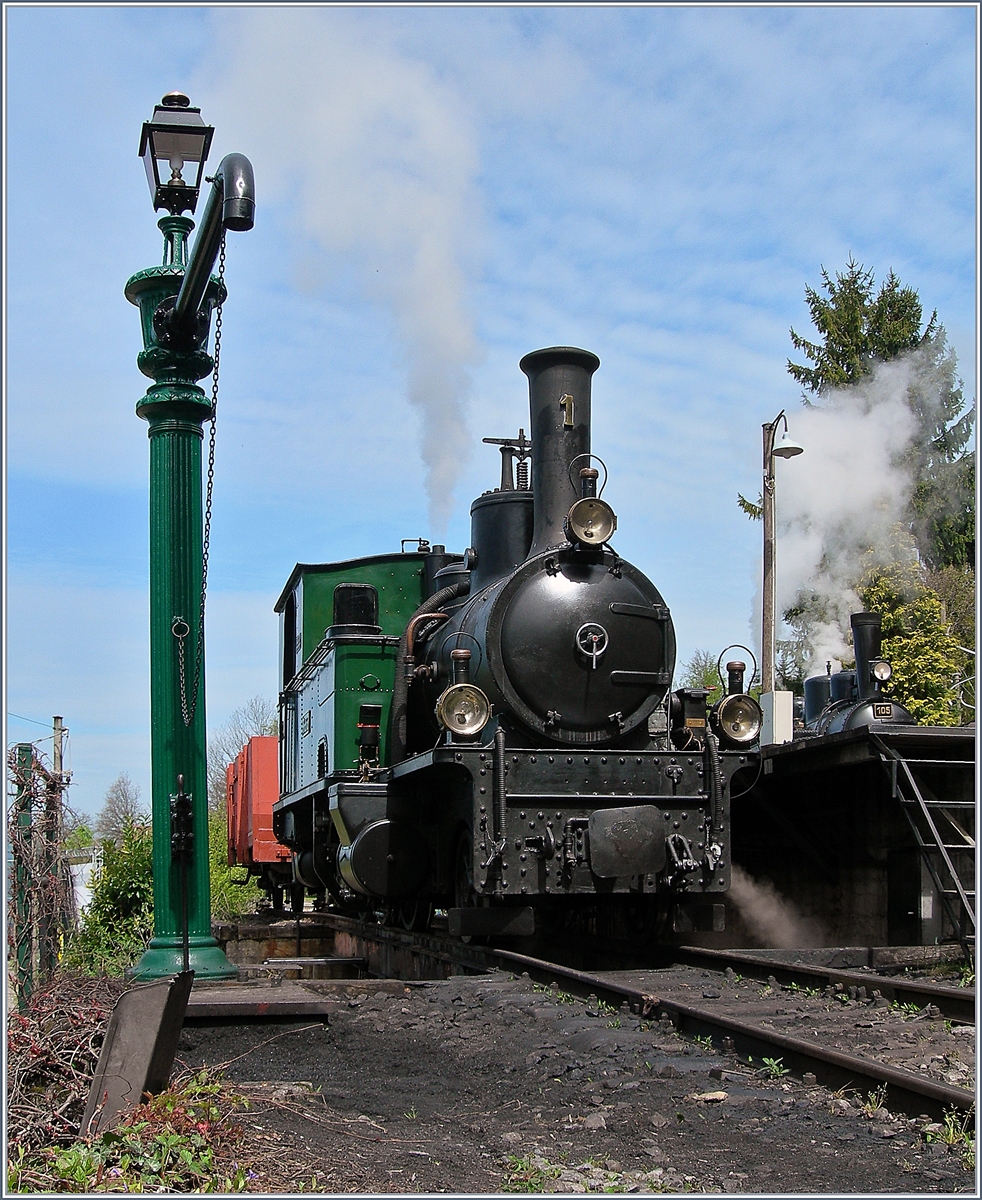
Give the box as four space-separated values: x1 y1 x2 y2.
176 971 975 1193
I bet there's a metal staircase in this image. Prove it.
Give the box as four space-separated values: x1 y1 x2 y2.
872 733 975 960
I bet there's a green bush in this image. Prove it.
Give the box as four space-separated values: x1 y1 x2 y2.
62 821 153 977
208 806 262 921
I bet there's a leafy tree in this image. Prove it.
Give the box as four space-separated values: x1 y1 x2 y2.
94 772 148 846
860 560 968 726
62 813 94 853
207 696 278 812
787 258 934 393
677 649 724 699
744 262 975 709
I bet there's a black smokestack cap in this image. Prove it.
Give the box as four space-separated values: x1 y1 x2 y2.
850 611 882 701
519 347 600 556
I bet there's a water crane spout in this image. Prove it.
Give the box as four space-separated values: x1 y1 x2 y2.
154 154 255 349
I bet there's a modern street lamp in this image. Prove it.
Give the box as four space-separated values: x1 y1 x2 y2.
761 411 804 713
126 94 255 980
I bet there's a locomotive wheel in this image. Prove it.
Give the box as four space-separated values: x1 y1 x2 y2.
398 898 433 932
290 883 306 915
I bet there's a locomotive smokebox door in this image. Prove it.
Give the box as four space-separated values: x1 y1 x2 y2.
588 806 666 878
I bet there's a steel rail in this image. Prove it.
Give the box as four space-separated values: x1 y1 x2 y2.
668 945 975 1023
488 948 976 1123
285 913 974 1121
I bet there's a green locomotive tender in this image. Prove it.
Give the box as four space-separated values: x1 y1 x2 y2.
272 348 761 938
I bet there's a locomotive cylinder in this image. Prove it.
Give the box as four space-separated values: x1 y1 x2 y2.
519 346 600 555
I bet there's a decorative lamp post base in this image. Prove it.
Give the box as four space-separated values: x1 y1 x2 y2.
132 934 237 981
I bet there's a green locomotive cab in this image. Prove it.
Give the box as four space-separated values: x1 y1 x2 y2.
272 546 460 909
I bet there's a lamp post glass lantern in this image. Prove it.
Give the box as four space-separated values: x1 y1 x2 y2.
761 411 803 701
139 92 214 215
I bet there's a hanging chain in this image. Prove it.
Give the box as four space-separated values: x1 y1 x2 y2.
175 231 226 727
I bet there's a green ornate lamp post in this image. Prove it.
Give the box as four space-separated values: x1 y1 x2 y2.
125 93 255 980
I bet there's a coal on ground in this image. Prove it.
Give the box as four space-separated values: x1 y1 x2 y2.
175 974 974 1193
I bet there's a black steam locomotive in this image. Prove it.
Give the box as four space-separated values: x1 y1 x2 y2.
802 611 915 735
272 347 762 937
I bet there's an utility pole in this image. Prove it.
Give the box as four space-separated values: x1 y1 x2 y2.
38 717 69 974
759 412 803 744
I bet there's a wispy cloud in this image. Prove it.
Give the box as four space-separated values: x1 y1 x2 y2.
196 9 485 532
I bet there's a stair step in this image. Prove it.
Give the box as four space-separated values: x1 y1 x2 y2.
898 759 975 768
900 799 976 809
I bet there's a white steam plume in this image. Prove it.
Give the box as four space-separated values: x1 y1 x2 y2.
773 355 921 673
199 10 482 531
729 865 827 949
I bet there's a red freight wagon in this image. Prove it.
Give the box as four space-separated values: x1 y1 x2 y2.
226 736 296 911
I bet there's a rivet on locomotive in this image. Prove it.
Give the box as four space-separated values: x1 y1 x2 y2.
270 347 762 937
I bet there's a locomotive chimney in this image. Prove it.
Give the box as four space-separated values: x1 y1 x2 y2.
850 611 882 701
726 661 746 696
519 346 600 556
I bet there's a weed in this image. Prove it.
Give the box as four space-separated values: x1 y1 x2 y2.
786 982 821 997
502 1153 563 1192
860 1082 887 1117
891 1000 921 1019
556 990 576 1005
759 1057 790 1079
606 1017 622 1029
958 963 975 988
692 1034 714 1051
7 1068 249 1193
596 999 617 1016
404 1105 419 1121
924 1104 975 1172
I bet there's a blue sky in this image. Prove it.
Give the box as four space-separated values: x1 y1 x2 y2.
4 4 977 819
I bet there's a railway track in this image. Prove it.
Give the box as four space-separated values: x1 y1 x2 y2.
303 913 977 1122
668 945 975 1024
486 948 975 1123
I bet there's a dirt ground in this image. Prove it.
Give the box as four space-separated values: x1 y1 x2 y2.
176 971 975 1194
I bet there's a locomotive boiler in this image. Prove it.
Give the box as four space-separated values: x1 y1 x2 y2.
271 347 762 937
